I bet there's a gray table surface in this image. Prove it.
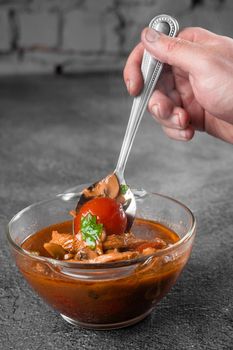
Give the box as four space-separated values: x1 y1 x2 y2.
0 74 233 350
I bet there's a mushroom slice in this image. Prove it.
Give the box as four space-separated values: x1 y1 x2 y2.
76 173 120 211
44 243 66 259
104 173 120 199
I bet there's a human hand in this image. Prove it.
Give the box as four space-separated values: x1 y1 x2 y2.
124 27 233 143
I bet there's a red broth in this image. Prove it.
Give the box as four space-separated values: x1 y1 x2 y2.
18 218 189 326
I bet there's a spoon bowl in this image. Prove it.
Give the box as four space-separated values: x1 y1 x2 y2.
76 172 136 231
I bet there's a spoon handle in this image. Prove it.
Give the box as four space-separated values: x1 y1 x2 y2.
115 14 179 179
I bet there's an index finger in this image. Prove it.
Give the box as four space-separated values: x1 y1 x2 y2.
123 43 144 96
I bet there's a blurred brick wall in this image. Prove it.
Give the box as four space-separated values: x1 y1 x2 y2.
0 0 232 74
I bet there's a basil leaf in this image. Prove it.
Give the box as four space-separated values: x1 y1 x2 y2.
80 213 103 250
120 184 128 195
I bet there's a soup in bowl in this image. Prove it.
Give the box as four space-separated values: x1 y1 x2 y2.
7 187 196 330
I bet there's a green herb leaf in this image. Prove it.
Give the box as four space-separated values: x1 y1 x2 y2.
120 184 128 195
81 213 103 250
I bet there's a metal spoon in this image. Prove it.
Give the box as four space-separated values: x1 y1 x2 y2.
76 14 179 231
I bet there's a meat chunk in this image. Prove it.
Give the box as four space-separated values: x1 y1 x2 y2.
135 240 167 252
49 231 86 252
103 233 167 251
44 230 168 262
50 231 73 248
88 250 139 263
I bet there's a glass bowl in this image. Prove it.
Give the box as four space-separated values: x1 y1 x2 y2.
7 187 196 330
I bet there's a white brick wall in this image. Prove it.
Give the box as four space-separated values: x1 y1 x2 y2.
119 0 192 52
153 0 192 16
30 0 84 11
180 4 233 37
85 0 115 13
0 0 231 74
0 10 11 51
18 12 58 48
224 0 233 10
62 10 102 52
104 12 120 53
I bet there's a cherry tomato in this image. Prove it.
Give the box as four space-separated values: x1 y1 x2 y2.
74 197 127 235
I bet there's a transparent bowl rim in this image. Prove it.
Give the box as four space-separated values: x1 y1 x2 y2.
7 190 196 270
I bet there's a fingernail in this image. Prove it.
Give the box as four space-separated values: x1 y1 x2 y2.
152 104 159 118
145 28 160 42
126 79 131 94
179 129 188 140
171 114 181 128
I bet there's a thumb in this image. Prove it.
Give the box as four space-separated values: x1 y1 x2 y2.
141 27 204 73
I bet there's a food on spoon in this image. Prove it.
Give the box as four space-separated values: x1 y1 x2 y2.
74 197 127 236
76 173 121 210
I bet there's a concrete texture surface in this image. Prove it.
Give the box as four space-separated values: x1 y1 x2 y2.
0 74 233 349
